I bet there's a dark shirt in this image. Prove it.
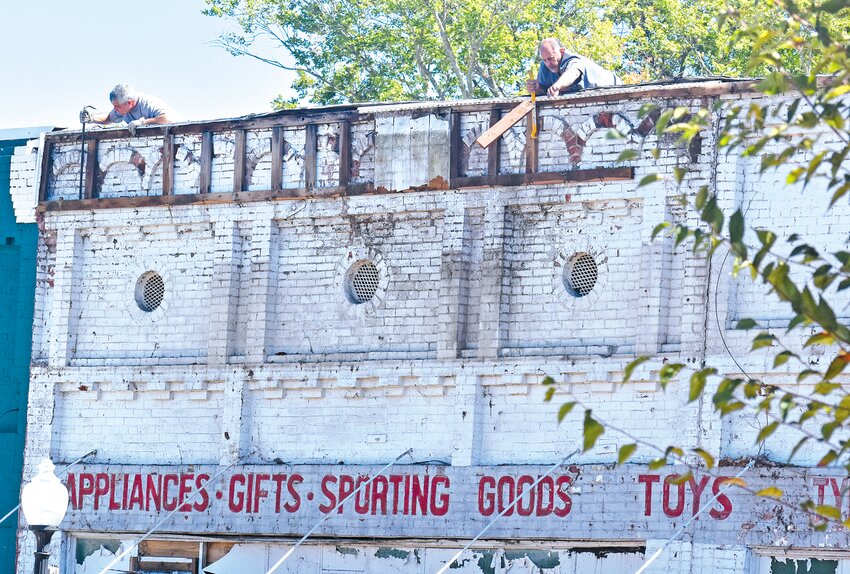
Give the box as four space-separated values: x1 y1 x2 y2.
537 50 620 93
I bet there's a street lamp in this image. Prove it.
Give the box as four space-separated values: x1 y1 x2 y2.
21 459 69 574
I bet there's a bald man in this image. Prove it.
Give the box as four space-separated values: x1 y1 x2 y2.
526 38 620 97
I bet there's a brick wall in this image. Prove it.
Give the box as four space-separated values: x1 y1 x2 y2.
12 83 850 574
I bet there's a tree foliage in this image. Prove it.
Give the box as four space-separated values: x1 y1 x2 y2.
202 0 803 106
555 0 850 525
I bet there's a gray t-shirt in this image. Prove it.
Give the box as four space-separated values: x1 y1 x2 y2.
107 93 171 123
537 50 620 93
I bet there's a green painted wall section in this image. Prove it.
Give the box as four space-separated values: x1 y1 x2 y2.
0 138 37 572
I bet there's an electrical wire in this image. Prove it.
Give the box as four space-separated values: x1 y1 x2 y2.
0 449 97 527
632 459 755 574
433 448 580 574
265 448 413 574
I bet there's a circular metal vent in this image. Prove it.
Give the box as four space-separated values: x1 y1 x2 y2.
564 253 598 297
346 260 380 304
135 271 165 312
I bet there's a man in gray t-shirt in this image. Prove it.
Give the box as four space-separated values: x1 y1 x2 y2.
83 83 179 134
526 38 620 97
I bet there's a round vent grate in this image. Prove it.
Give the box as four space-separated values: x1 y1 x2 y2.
565 253 598 297
135 271 165 312
346 260 380 304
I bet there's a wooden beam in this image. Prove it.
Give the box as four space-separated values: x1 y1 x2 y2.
38 140 52 203
449 110 461 184
475 99 534 148
452 166 635 188
43 110 364 144
199 131 213 194
161 134 174 196
84 139 97 199
304 123 317 190
271 126 283 191
487 108 501 178
525 105 538 174
338 120 351 187
233 129 246 193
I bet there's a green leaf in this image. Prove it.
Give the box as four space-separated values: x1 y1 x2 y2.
804 332 835 347
756 487 784 498
582 410 604 452
648 457 668 470
755 421 779 444
751 332 776 350
818 450 838 467
659 363 684 385
542 376 555 386
773 351 797 368
789 437 810 462
693 448 715 469
557 401 576 423
729 209 745 249
617 443 637 464
544 386 556 402
695 186 709 210
736 318 757 330
623 356 650 382
824 354 849 380
689 368 716 402
617 149 639 162
814 504 842 520
667 472 693 485
652 222 670 239
638 174 661 187
673 167 687 184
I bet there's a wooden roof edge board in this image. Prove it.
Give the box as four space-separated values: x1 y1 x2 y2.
475 100 535 148
44 79 767 145
43 111 365 144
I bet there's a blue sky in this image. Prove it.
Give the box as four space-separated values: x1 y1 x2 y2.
0 0 297 129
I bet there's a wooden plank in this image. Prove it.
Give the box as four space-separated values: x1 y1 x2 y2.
199 131 213 194
525 104 538 174
37 140 52 203
487 108 501 178
39 183 375 211
452 166 635 188
233 128 246 193
140 540 199 558
161 134 175 196
137 559 195 572
304 123 317 190
43 111 364 144
84 139 97 199
475 99 534 148
271 126 283 191
338 120 351 186
449 110 461 184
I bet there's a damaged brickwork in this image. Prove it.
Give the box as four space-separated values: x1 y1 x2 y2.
9 79 850 574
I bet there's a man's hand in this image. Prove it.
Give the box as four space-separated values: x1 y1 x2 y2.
547 84 560 98
79 109 93 124
526 79 540 94
127 119 145 135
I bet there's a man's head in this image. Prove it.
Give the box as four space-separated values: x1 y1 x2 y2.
109 83 138 115
538 38 566 73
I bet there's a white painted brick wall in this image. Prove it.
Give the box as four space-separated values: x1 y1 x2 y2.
15 84 850 574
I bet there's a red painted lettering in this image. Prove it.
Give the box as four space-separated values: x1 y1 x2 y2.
229 474 246 512
178 474 194 512
162 474 179 511
337 475 355 514
709 477 733 520
146 475 162 511
554 475 572 518
430 476 450 516
478 476 496 516
516 475 535 517
411 475 428 516
662 475 686 517
318 475 337 514
497 476 515 516
194 474 210 512
355 476 370 514
371 476 388 515
536 477 554 516
638 475 660 516
687 475 711 517
253 474 270 514
284 474 302 513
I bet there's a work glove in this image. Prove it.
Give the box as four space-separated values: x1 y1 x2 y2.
79 109 93 124
127 119 145 135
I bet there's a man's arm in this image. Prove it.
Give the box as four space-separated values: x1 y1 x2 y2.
84 110 113 124
546 67 581 97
